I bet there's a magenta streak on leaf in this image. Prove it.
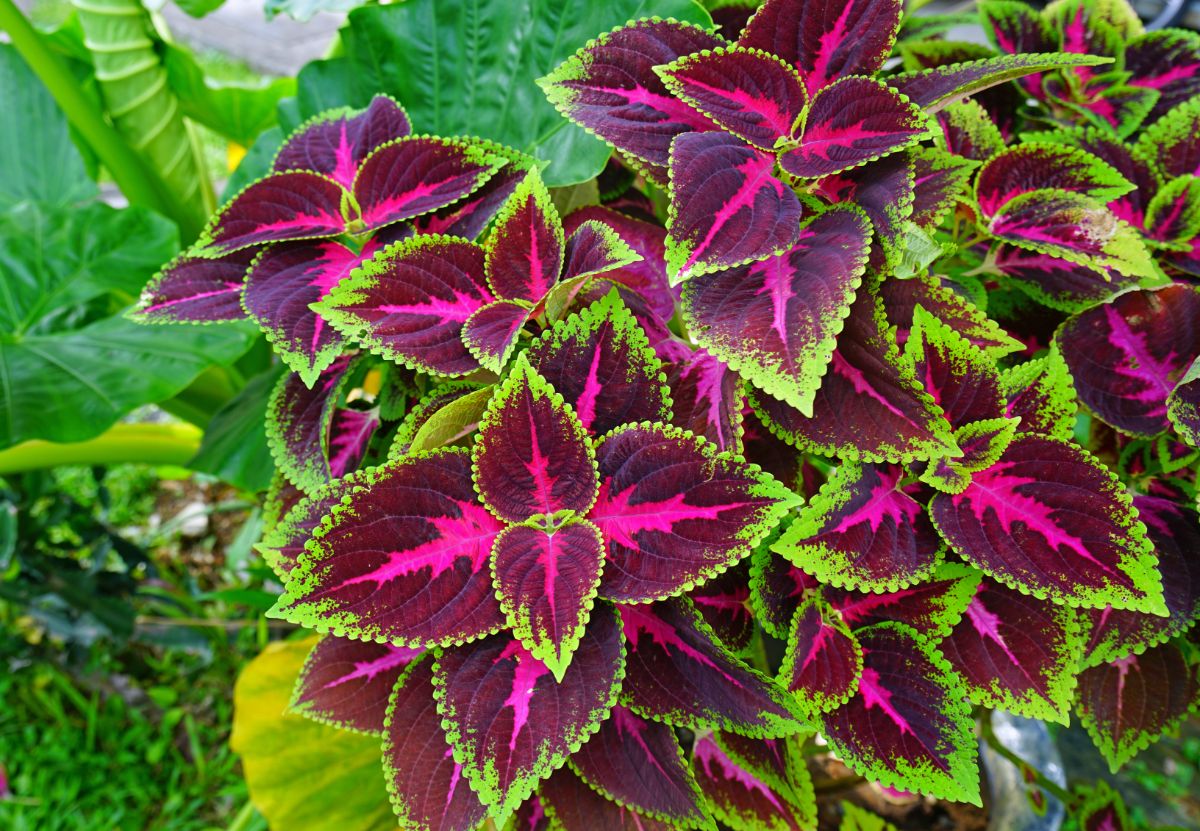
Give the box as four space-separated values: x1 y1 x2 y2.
807 1 858 93
693 736 784 812
1132 63 1199 89
253 211 344 237
684 150 786 275
142 283 243 314
857 665 914 736
671 72 796 139
445 750 464 808
307 239 379 355
572 343 605 432
497 639 553 751
799 624 833 674
833 586 922 625
339 504 500 588
952 466 1115 574
690 357 736 440
1103 304 1177 406
827 465 918 535
963 588 1024 671
621 605 738 685
594 84 713 133
830 351 907 418
525 795 545 829
798 115 909 162
333 123 357 188
612 705 673 780
592 480 737 550
378 290 484 324
525 408 560 517
694 587 751 613
362 180 453 228
321 645 423 692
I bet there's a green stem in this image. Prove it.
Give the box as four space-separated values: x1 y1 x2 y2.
979 713 1075 807
226 801 260 831
0 422 202 473
0 0 194 233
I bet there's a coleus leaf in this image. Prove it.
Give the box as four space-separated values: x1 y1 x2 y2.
681 205 872 416
935 100 1005 163
1125 29 1200 122
269 449 507 647
779 594 863 714
1167 355 1200 446
819 622 979 803
538 19 725 180
562 207 676 322
690 561 755 654
525 290 671 437
317 234 493 376
748 289 958 464
266 356 355 492
990 244 1141 312
713 732 815 812
328 407 379 480
352 136 507 232
461 300 530 373
568 704 707 826
737 0 902 95
921 417 1020 495
256 475 358 579
657 46 808 151
243 238 385 385
778 77 926 180
619 599 805 737
195 171 349 256
510 796 551 831
1056 284 1200 437
591 422 799 604
904 305 1006 430
1075 638 1200 772
382 655 489 831
1143 175 1200 250
985 190 1157 281
773 461 943 592
929 434 1165 613
540 765 676 831
491 519 605 682
291 635 421 734
131 248 253 323
1074 782 1130 831
433 604 624 820
692 733 815 831
824 562 982 640
890 53 1113 113
473 356 598 523
877 273 1023 359
485 168 564 303
940 578 1083 723
1080 495 1200 667
975 143 1135 219
667 346 745 454
666 131 803 284
413 143 539 241
749 544 817 639
909 146 977 231
815 154 913 271
273 95 412 188
557 219 641 286
1134 95 1200 181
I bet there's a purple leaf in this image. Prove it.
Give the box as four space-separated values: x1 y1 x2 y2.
243 239 381 384
273 95 411 188
461 300 530 374
317 234 493 376
492 520 605 681
1168 356 1200 446
929 434 1164 613
196 171 348 255
562 207 676 322
269 449 507 647
1081 495 1200 667
936 100 1005 163
569 705 707 825
657 46 808 150
815 154 915 271
941 578 1083 722
1126 29 1200 122
779 77 925 180
825 562 982 640
666 131 803 283
433 605 624 818
256 477 357 579
905 306 1005 429
131 248 253 323
1075 639 1200 772
266 357 355 492
525 291 670 437
975 143 1134 218
817 623 979 803
990 244 1140 311
681 205 872 415
414 147 537 240
690 561 756 653
472 357 598 523
591 423 798 604
909 147 979 230
999 349 1077 440
292 635 421 734
1056 285 1200 436
619 599 805 737
667 347 745 453
538 19 725 179
773 461 943 592
749 290 958 464
353 137 505 232
541 766 677 831
558 220 641 285
750 547 818 638
780 595 863 713
878 273 1023 358
692 734 815 831
738 0 902 95
327 407 379 479
485 169 564 303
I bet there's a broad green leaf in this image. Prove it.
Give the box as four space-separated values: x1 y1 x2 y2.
189 365 284 492
230 638 395 831
0 44 95 210
294 0 713 186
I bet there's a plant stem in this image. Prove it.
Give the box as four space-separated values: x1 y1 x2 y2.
0 0 189 230
226 801 260 831
979 714 1074 807
0 422 202 474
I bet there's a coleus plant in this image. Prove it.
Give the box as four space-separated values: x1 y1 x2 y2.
134 0 1200 828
